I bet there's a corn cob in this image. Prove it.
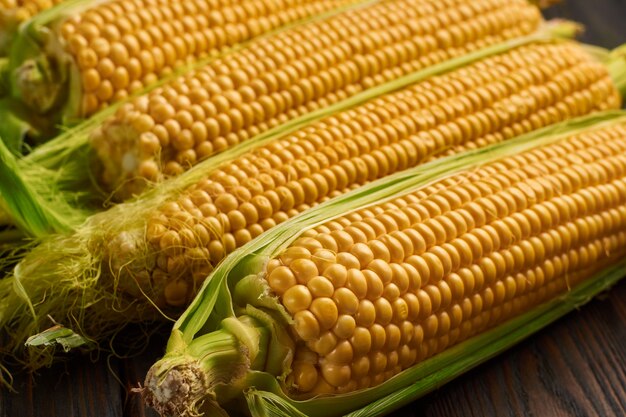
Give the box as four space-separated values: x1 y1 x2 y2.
111 40 620 308
91 0 544 199
0 39 622 371
5 0 358 122
142 113 626 417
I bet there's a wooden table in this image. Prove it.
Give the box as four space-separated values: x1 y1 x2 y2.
2 1 626 416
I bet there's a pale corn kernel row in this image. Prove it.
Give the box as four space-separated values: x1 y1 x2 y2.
110 41 618 308
91 0 543 199
57 0 356 115
269 123 626 395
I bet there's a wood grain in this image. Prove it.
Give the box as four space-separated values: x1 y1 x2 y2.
2 1 626 416
119 334 165 417
0 356 123 417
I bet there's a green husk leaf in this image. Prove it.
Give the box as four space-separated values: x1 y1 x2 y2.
0 99 31 153
25 325 94 352
0 58 9 95
606 44 626 97
0 23 16 59
144 325 258 417
0 135 76 235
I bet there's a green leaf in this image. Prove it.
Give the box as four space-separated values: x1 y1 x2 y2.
0 98 32 153
0 58 9 96
25 325 94 352
0 134 70 235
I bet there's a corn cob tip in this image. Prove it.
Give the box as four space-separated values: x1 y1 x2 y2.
13 57 65 113
144 362 208 417
144 325 260 417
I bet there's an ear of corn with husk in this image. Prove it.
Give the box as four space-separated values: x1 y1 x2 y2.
0 0 363 148
1 32 623 372
142 111 626 417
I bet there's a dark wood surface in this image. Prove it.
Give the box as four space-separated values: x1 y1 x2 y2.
2 1 626 417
